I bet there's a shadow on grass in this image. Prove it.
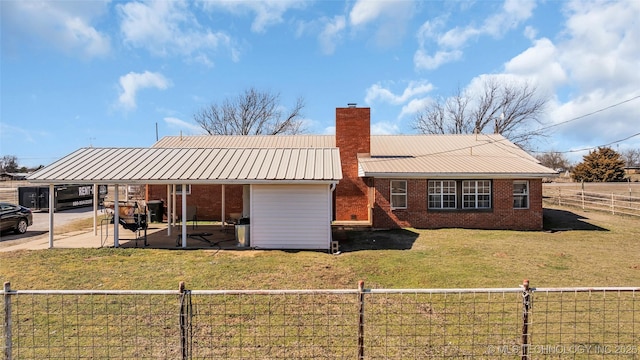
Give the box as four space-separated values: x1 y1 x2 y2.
333 228 419 252
543 208 608 232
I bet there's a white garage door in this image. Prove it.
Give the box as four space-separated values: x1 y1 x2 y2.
251 184 331 250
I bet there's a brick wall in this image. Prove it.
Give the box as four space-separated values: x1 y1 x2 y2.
146 184 243 221
372 178 544 230
335 106 371 221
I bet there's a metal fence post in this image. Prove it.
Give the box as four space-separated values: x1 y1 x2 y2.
521 279 531 360
357 280 365 360
179 281 192 360
3 282 11 360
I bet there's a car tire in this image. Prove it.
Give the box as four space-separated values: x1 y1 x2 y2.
15 218 28 234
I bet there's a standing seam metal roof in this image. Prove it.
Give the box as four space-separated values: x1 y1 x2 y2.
28 147 342 184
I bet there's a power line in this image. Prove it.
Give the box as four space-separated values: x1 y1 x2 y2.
531 132 640 154
539 95 640 131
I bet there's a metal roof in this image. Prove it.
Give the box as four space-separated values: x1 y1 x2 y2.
28 147 342 184
154 135 335 148
360 134 557 178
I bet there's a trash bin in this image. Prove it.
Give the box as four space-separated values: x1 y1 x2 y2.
147 200 164 222
236 224 250 247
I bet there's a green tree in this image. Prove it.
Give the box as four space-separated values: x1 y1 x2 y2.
572 147 626 182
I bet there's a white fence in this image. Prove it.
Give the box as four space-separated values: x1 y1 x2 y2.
543 187 640 217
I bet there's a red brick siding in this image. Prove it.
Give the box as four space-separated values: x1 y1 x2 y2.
372 178 543 230
146 184 243 221
335 107 371 221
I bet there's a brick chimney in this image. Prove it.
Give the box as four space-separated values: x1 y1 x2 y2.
335 105 371 222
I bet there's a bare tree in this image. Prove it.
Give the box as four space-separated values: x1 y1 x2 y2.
414 87 475 135
194 87 305 135
413 77 548 148
620 148 640 167
534 151 572 172
0 155 19 172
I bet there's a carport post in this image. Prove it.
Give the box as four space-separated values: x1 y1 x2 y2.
181 184 187 248
48 184 54 248
167 184 172 236
221 184 225 230
93 184 98 236
172 185 177 228
114 185 120 248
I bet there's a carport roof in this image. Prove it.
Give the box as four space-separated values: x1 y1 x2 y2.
28 147 342 184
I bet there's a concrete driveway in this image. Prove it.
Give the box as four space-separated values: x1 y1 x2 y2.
0 206 97 248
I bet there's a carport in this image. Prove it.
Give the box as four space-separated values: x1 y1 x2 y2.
27 147 342 250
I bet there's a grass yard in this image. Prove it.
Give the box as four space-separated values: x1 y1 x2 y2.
1 204 638 291
2 204 638 359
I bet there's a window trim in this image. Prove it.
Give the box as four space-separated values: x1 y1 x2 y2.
175 184 191 195
513 180 529 209
462 180 491 209
428 180 457 209
390 180 407 210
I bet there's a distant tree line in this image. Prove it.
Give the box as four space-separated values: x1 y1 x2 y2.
536 147 639 182
0 155 41 173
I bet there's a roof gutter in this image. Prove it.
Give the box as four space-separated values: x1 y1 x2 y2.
359 172 559 179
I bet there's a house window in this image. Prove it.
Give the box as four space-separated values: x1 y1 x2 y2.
462 180 491 209
513 180 529 208
428 180 457 209
390 180 407 209
175 184 191 195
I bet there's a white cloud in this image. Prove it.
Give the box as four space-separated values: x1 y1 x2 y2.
558 0 640 92
201 0 307 33
118 71 170 110
365 80 434 105
415 0 536 70
164 117 203 134
414 49 462 70
491 0 640 155
118 0 234 62
349 0 415 48
1 0 110 57
399 97 431 119
504 38 567 95
318 16 346 55
349 0 394 26
371 121 400 135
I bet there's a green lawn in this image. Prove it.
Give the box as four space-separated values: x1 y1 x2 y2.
2 204 638 291
2 204 638 359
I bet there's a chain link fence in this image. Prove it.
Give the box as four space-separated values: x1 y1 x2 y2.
3 281 639 359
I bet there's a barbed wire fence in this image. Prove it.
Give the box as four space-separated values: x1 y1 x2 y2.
3 281 639 359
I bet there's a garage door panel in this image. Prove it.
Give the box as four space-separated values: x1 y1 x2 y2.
252 185 330 249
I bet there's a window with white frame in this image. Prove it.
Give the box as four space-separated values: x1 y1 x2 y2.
513 180 529 208
462 180 491 209
428 180 457 209
175 184 191 195
390 180 407 209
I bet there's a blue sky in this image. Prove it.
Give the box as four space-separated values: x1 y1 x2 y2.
1 0 639 168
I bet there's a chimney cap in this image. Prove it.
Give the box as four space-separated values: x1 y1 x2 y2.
347 103 357 108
